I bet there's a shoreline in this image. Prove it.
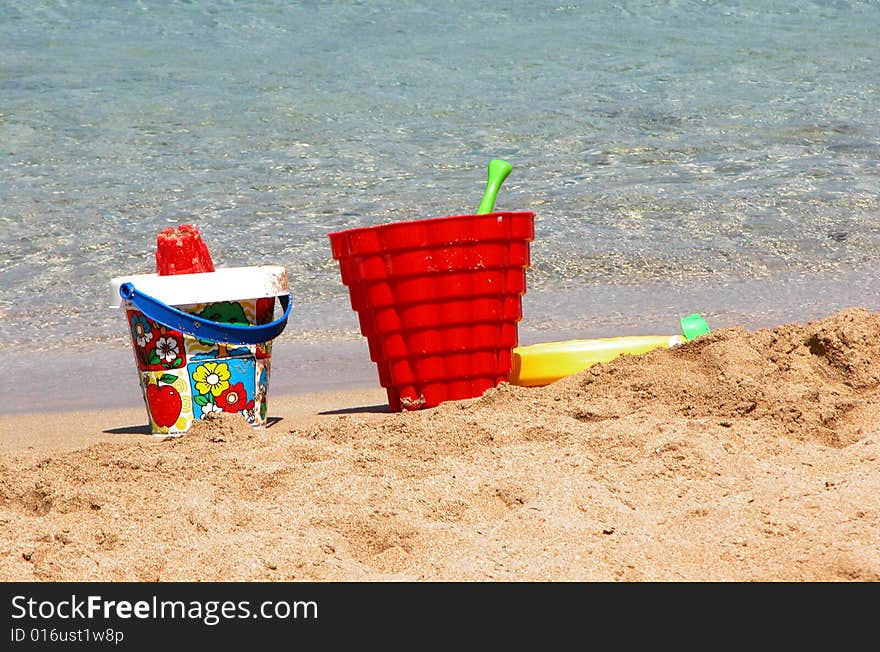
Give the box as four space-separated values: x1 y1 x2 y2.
5 266 880 416
0 338 382 416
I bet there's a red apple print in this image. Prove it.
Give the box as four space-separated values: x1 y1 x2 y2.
146 379 182 428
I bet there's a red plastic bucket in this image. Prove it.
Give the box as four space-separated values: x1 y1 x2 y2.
329 211 535 411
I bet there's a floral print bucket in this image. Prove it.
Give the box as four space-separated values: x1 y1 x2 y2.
110 266 291 436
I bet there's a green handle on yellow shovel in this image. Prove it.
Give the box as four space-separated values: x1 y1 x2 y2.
477 159 513 214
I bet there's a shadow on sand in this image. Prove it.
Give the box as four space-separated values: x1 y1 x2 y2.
319 404 391 416
103 415 285 434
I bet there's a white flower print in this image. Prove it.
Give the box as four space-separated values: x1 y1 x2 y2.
204 401 224 415
155 336 180 363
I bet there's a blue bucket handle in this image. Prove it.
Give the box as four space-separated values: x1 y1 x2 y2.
119 281 292 346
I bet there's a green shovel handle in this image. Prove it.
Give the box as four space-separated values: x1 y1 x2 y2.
680 313 711 341
477 159 513 214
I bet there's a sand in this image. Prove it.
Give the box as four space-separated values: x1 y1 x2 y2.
1 308 879 582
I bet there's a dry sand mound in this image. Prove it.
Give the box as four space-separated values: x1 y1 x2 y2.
1 308 878 581
544 306 880 447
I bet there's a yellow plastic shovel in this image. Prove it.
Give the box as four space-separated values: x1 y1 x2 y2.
509 313 710 387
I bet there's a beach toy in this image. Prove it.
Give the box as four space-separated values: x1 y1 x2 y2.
477 159 513 214
156 224 215 275
110 265 292 435
509 313 711 387
329 159 534 411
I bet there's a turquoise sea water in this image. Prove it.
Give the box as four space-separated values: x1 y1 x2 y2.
2 1 879 412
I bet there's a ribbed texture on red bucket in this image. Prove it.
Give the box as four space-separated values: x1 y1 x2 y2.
329 212 535 411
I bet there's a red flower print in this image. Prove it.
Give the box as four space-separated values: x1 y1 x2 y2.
217 382 248 413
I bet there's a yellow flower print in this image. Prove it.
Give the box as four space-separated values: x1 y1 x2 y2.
192 361 231 397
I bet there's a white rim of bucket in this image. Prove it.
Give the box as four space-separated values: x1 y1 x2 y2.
109 265 288 309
